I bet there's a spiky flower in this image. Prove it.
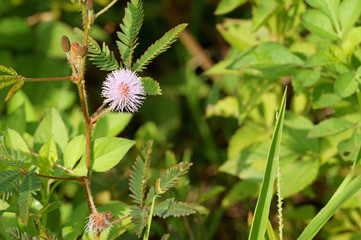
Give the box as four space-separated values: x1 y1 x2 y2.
102 69 145 113
85 211 112 233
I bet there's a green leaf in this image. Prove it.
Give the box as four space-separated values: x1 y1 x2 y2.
252 1 279 31
19 168 41 226
338 133 361 162
117 0 144 68
307 118 354 138
305 0 340 30
292 69 321 95
248 89 287 240
161 234 170 240
280 158 319 198
63 135 86 170
62 201 88 240
303 9 339 40
37 136 58 175
74 28 119 71
6 227 36 240
228 42 304 71
5 76 24 102
154 161 192 197
93 112 132 139
215 0 247 15
304 50 339 67
311 83 340 109
4 128 30 155
92 137 135 172
205 96 239 119
2 104 26 135
297 175 361 240
141 77 162 96
33 108 69 155
0 65 17 75
0 75 17 89
132 23 187 72
338 0 361 37
151 198 195 218
37 201 63 217
129 141 153 206
0 169 22 200
130 205 148 237
334 72 357 97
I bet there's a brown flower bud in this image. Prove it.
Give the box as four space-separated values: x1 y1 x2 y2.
61 35 71 52
78 45 88 58
86 0 93 10
86 211 112 233
70 42 80 63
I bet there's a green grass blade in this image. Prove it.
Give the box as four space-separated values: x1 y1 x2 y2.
143 196 156 240
266 220 277 240
297 174 361 240
248 88 287 240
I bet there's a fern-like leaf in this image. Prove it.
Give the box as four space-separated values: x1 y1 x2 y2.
6 227 37 240
0 65 17 75
161 234 170 240
19 168 41 226
74 28 120 71
151 198 195 219
141 77 162 95
130 205 148 237
0 143 27 168
116 0 144 68
155 161 192 196
132 23 188 72
0 169 22 200
129 141 153 206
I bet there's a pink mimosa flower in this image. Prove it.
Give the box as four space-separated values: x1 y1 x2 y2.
102 69 145 113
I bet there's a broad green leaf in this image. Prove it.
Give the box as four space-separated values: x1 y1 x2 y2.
338 0 361 37
297 175 361 240
342 27 361 55
38 137 58 175
93 112 132 139
248 89 287 240
252 1 279 31
62 201 88 240
292 69 320 95
308 118 354 138
215 0 247 15
334 72 357 97
33 108 69 155
304 50 339 67
141 77 162 95
311 83 340 109
92 137 135 172
132 24 187 72
338 133 361 162
280 158 319 198
303 10 339 40
305 0 340 31
7 90 37 122
4 128 30 154
63 135 86 170
228 42 304 71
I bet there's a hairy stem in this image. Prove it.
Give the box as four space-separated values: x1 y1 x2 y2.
111 214 131 225
91 107 112 125
35 173 84 182
94 0 118 19
91 102 107 119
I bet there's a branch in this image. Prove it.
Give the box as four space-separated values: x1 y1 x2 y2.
24 76 74 82
111 214 131 225
94 0 118 19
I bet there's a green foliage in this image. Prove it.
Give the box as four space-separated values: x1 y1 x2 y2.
141 77 162 96
0 169 22 200
160 234 170 240
132 24 188 72
6 227 37 240
116 0 144 69
74 28 119 71
129 141 152 206
0 65 24 102
130 205 149 237
151 198 195 218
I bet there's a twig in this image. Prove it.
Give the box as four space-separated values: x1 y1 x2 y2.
91 102 107 119
24 76 74 82
55 163 75 174
111 214 131 225
90 107 113 125
36 173 84 182
94 0 118 19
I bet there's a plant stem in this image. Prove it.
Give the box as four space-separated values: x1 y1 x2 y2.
24 77 74 82
111 214 131 225
94 0 118 19
91 107 112 125
83 177 97 213
91 102 107 119
36 173 84 182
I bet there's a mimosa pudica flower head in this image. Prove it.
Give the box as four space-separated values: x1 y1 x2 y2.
101 69 145 113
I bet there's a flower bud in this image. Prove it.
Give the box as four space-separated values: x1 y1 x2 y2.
61 35 71 52
86 211 112 233
78 45 88 58
87 0 93 10
70 42 80 64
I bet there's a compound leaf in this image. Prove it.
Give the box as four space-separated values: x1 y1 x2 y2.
130 205 148 237
0 169 22 200
151 198 195 219
141 77 162 95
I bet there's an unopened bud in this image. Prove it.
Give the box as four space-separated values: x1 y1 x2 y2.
78 46 88 58
61 35 71 52
70 42 80 63
85 211 112 233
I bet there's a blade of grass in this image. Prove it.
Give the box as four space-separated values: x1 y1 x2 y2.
297 174 361 240
247 88 287 240
265 220 277 240
143 196 156 240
